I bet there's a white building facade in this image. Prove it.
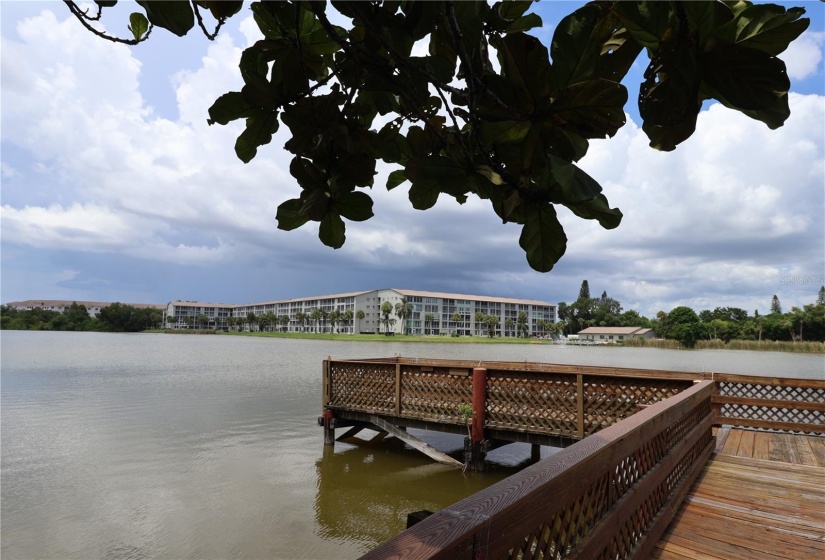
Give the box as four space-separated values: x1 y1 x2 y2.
164 289 556 336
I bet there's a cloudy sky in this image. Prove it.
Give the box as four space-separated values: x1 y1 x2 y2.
2 1 823 317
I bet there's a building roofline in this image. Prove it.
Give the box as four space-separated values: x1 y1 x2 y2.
391 288 553 307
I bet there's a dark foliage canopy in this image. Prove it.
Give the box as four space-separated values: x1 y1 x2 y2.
69 1 808 271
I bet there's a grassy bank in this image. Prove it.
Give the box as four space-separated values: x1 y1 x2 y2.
621 337 824 353
144 329 217 335
217 331 541 344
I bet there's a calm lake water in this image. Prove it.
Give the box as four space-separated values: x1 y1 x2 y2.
2 331 822 559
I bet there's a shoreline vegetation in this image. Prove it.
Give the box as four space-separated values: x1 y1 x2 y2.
142 329 825 353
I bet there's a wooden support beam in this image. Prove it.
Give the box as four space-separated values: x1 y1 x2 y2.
335 426 365 441
370 416 463 468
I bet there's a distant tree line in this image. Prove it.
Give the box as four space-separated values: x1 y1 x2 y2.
558 281 825 348
1 303 163 333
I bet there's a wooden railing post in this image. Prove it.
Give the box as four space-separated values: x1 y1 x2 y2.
322 359 331 407
577 374 585 439
470 367 487 471
322 359 334 446
395 364 402 416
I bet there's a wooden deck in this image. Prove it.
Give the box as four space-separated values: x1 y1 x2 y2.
652 429 825 560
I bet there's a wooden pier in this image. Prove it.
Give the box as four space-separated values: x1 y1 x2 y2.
318 357 824 559
652 429 825 559
320 357 697 469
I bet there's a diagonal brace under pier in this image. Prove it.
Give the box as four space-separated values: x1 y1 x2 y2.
369 416 463 468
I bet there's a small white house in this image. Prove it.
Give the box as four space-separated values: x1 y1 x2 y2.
577 326 656 343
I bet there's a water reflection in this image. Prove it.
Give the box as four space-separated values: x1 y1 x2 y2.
314 436 518 550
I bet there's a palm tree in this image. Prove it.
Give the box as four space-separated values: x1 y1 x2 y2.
505 317 515 337
355 309 365 333
246 312 257 332
196 314 208 329
309 308 322 333
295 311 305 332
424 313 434 335
320 309 329 333
474 312 485 336
517 311 529 338
451 311 462 335
343 309 354 334
380 301 394 334
483 315 499 337
328 310 341 333
279 314 290 332
380 315 397 334
395 298 413 334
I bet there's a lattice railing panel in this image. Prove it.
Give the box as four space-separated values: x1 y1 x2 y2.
582 378 690 436
400 368 472 422
509 474 610 560
599 431 712 560
328 363 395 414
720 403 824 426
508 395 712 560
487 373 579 437
717 382 824 402
717 381 824 431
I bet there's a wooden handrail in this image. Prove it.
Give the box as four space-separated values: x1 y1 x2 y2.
360 381 715 560
325 358 824 434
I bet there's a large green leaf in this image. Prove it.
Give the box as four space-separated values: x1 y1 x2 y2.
136 1 194 37
386 170 407 190
198 1 244 21
564 194 622 229
235 110 279 163
128 12 149 42
207 92 256 125
497 1 532 21
289 157 326 191
544 155 603 205
594 27 643 83
738 93 790 130
405 155 467 183
334 154 376 189
518 204 567 272
549 79 627 139
507 14 542 34
479 120 531 146
682 1 734 41
490 33 551 108
701 43 790 111
333 191 374 222
550 4 604 90
611 1 674 50
276 199 309 231
726 4 809 55
319 212 346 249
639 29 702 151
408 181 440 210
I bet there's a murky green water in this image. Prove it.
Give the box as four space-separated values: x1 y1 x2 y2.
2 331 821 559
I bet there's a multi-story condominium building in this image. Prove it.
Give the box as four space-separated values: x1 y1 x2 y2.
164 289 556 337
6 300 165 318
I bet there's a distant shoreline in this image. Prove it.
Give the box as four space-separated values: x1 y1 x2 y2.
141 329 825 353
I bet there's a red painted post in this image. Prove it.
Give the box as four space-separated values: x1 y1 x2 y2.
470 367 487 470
472 368 487 443
322 408 335 446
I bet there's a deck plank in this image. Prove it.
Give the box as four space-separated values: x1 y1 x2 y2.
808 435 825 466
651 430 825 560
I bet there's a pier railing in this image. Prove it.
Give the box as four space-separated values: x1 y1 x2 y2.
324 357 825 436
323 358 695 440
709 373 824 433
360 380 716 560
